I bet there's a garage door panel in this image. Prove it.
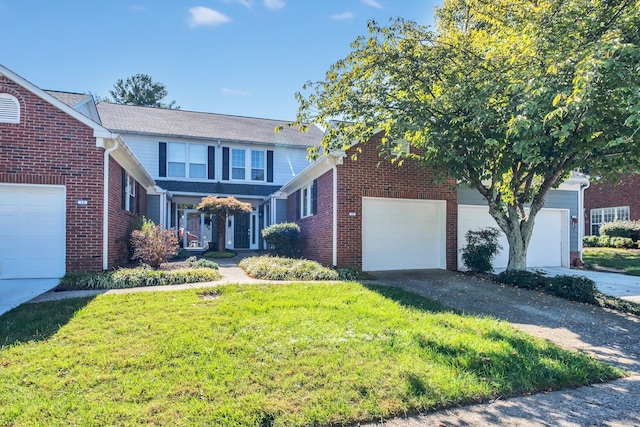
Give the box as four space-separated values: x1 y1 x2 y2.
0 185 66 280
362 198 446 271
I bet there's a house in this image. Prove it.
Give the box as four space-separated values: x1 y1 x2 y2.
0 64 153 282
584 174 639 235
279 133 589 271
95 102 323 252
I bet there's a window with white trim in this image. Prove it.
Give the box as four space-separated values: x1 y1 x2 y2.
0 93 20 124
591 206 629 235
299 180 317 219
231 148 246 180
189 144 207 179
167 142 209 179
251 150 265 181
124 172 136 213
168 142 186 177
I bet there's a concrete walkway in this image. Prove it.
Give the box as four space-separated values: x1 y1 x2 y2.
541 267 640 303
6 261 640 426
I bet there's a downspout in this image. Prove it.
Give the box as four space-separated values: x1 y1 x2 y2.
579 179 591 261
332 161 338 267
102 138 119 271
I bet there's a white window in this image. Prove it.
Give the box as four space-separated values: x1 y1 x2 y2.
300 181 316 219
0 94 20 124
591 206 629 235
231 149 246 180
168 142 209 179
168 142 186 177
124 173 136 213
251 150 265 181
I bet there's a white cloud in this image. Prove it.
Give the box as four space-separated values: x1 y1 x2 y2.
188 7 231 28
264 0 285 10
222 88 252 97
331 11 354 20
362 0 382 8
222 0 254 8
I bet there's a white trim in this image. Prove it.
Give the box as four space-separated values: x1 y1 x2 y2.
103 139 119 270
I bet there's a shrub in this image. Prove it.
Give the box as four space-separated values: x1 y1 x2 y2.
461 228 502 274
185 256 219 269
337 267 365 281
597 234 611 248
495 270 548 290
611 237 635 249
262 223 300 257
582 235 600 248
131 218 179 268
239 255 339 280
202 250 236 259
58 271 112 290
599 220 640 241
545 275 598 304
58 267 221 290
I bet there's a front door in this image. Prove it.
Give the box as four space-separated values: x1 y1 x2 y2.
234 212 250 249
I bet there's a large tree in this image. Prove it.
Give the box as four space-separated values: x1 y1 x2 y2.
109 73 180 109
287 0 640 270
197 196 252 253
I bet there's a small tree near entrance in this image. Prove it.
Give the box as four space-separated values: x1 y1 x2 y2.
197 196 252 252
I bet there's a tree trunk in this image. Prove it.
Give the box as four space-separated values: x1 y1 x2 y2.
487 204 537 272
216 213 226 253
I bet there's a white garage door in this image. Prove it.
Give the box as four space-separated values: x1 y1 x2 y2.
458 205 568 270
0 184 66 279
362 197 446 271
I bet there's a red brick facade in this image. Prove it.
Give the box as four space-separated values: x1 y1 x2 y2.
288 135 459 271
584 174 640 235
0 75 146 272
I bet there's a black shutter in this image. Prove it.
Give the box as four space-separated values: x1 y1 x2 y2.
135 182 141 215
296 189 301 220
121 168 126 210
267 150 274 182
208 146 215 180
222 147 229 181
159 142 167 177
311 179 318 215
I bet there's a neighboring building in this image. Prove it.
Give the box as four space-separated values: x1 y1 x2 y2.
96 102 323 252
0 65 154 281
584 174 639 236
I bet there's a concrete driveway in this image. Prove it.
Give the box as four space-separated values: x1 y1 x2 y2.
0 278 59 316
540 267 640 302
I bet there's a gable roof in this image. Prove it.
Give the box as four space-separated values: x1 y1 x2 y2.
96 102 323 147
46 90 92 107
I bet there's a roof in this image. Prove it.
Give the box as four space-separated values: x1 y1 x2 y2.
96 102 323 148
156 180 281 198
46 90 92 108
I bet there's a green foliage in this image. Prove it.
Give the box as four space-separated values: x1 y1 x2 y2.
184 256 219 269
58 271 112 290
239 255 339 280
197 196 252 253
261 222 300 257
583 247 640 275
336 267 366 281
582 235 600 248
202 250 236 259
461 228 502 273
58 267 220 290
597 234 612 248
108 73 179 109
495 270 548 290
599 220 640 241
288 0 640 271
130 218 179 268
495 271 598 304
612 237 635 249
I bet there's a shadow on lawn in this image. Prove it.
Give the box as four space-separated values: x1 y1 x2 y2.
0 296 97 348
362 282 459 314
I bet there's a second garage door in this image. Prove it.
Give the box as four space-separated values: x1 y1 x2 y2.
362 197 446 271
0 184 66 280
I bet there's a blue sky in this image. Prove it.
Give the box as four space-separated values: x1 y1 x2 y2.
0 1 441 120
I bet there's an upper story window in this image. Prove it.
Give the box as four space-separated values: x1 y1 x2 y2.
231 149 246 180
165 142 211 179
168 142 186 177
251 151 265 181
189 144 207 179
222 147 273 183
0 93 20 124
591 206 629 235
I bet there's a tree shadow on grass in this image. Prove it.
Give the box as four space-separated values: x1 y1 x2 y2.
362 282 460 315
0 296 97 348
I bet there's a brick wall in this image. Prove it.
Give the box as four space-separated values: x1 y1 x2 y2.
584 174 640 235
107 157 148 268
288 134 459 271
0 76 105 272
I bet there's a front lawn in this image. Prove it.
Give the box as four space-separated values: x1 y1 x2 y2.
0 282 620 426
582 247 640 275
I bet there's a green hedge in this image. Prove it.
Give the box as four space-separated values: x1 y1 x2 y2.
495 270 598 303
583 235 636 249
599 220 640 241
59 267 220 290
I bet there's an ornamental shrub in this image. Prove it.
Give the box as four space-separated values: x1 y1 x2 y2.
495 270 548 290
582 235 600 248
131 218 179 268
597 234 611 248
599 220 640 241
545 275 598 304
461 227 502 274
611 237 635 249
262 223 300 257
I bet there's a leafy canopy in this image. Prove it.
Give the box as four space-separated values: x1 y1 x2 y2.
288 0 640 270
109 73 180 109
197 196 252 216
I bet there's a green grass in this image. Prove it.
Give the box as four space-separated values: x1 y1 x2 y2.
0 282 621 426
202 250 236 259
582 247 640 274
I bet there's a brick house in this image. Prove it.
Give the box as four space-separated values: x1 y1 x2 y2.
0 64 153 280
584 174 640 236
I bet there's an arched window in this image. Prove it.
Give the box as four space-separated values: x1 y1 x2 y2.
0 93 20 123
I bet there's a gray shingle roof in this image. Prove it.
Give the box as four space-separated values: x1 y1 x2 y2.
96 102 323 148
156 180 281 197
46 90 92 108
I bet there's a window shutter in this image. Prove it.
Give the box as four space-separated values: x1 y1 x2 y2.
296 189 301 220
312 179 318 215
208 146 215 180
222 147 229 181
159 142 167 177
121 169 126 210
267 150 274 182
136 182 141 215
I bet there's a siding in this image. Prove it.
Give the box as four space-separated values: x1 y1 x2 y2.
147 194 161 225
457 186 579 251
275 199 288 223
